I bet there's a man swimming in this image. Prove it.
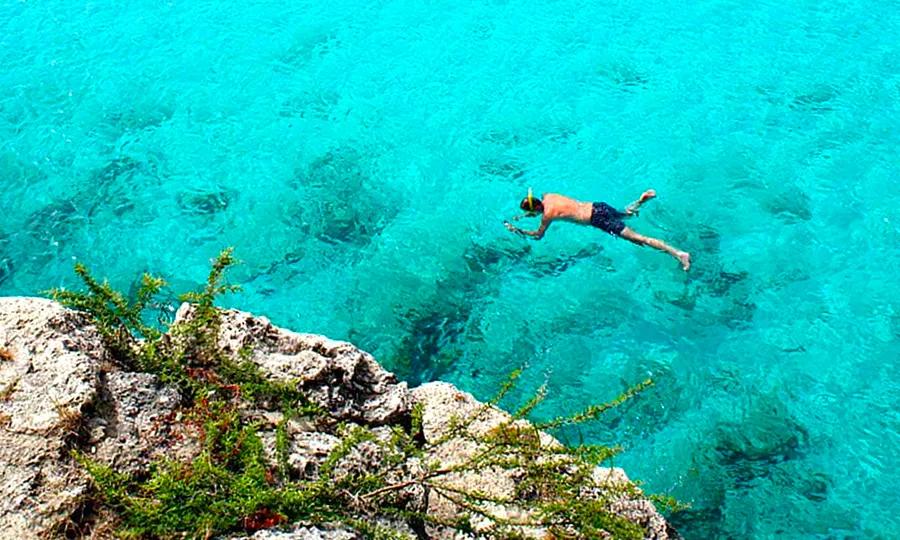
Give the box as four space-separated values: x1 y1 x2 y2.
503 189 691 271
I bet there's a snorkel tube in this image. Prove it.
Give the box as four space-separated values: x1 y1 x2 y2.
527 187 535 211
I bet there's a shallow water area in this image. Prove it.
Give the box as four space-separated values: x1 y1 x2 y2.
2 1 899 537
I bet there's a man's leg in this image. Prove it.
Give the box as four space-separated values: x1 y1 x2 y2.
620 226 691 271
624 189 656 216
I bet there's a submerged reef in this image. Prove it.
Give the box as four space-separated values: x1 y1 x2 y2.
290 147 400 248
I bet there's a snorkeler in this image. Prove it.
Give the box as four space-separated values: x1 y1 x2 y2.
504 189 691 271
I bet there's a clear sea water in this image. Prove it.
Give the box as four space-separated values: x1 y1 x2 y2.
2 1 898 537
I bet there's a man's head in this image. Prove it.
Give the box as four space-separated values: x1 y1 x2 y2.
520 188 543 214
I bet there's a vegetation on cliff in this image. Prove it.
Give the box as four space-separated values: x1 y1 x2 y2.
51 249 676 539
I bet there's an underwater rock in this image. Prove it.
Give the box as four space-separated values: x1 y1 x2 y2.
668 505 727 540
597 62 650 91
297 147 365 191
678 249 755 328
527 242 608 277
386 250 495 385
378 241 513 384
720 300 757 330
766 267 811 292
477 157 526 181
278 89 342 119
391 302 470 386
478 129 522 147
797 471 830 502
766 465 831 503
685 244 749 299
103 105 173 133
706 270 749 298
712 394 809 484
463 240 530 274
84 156 162 219
0 257 11 287
0 232 12 287
108 196 136 217
470 20 494 40
540 125 578 144
616 356 690 436
696 225 721 254
385 236 598 385
656 289 698 311
91 156 143 187
670 406 816 539
240 247 307 287
177 188 232 216
761 188 812 223
291 147 398 247
276 30 340 71
315 200 377 246
463 239 607 278
24 198 83 244
790 85 838 112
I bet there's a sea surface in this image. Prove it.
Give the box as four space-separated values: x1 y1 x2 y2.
2 1 898 537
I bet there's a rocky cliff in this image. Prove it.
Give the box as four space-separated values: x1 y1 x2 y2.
0 297 678 539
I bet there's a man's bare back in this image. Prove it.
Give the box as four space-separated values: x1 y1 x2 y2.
504 189 691 271
538 193 594 224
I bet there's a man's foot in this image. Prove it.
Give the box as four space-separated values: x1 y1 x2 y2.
676 251 691 271
626 189 657 216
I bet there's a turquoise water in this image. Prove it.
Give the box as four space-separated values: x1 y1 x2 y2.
2 1 898 537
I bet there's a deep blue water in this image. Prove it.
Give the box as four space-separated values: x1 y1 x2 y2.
2 1 899 537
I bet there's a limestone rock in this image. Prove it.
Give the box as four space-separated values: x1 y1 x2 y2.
0 297 104 538
412 382 681 540
175 304 410 425
231 524 363 539
591 468 683 539
259 429 341 479
0 297 678 539
88 371 197 476
412 382 547 538
227 520 418 539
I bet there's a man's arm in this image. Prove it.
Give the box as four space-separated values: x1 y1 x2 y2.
504 218 551 240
